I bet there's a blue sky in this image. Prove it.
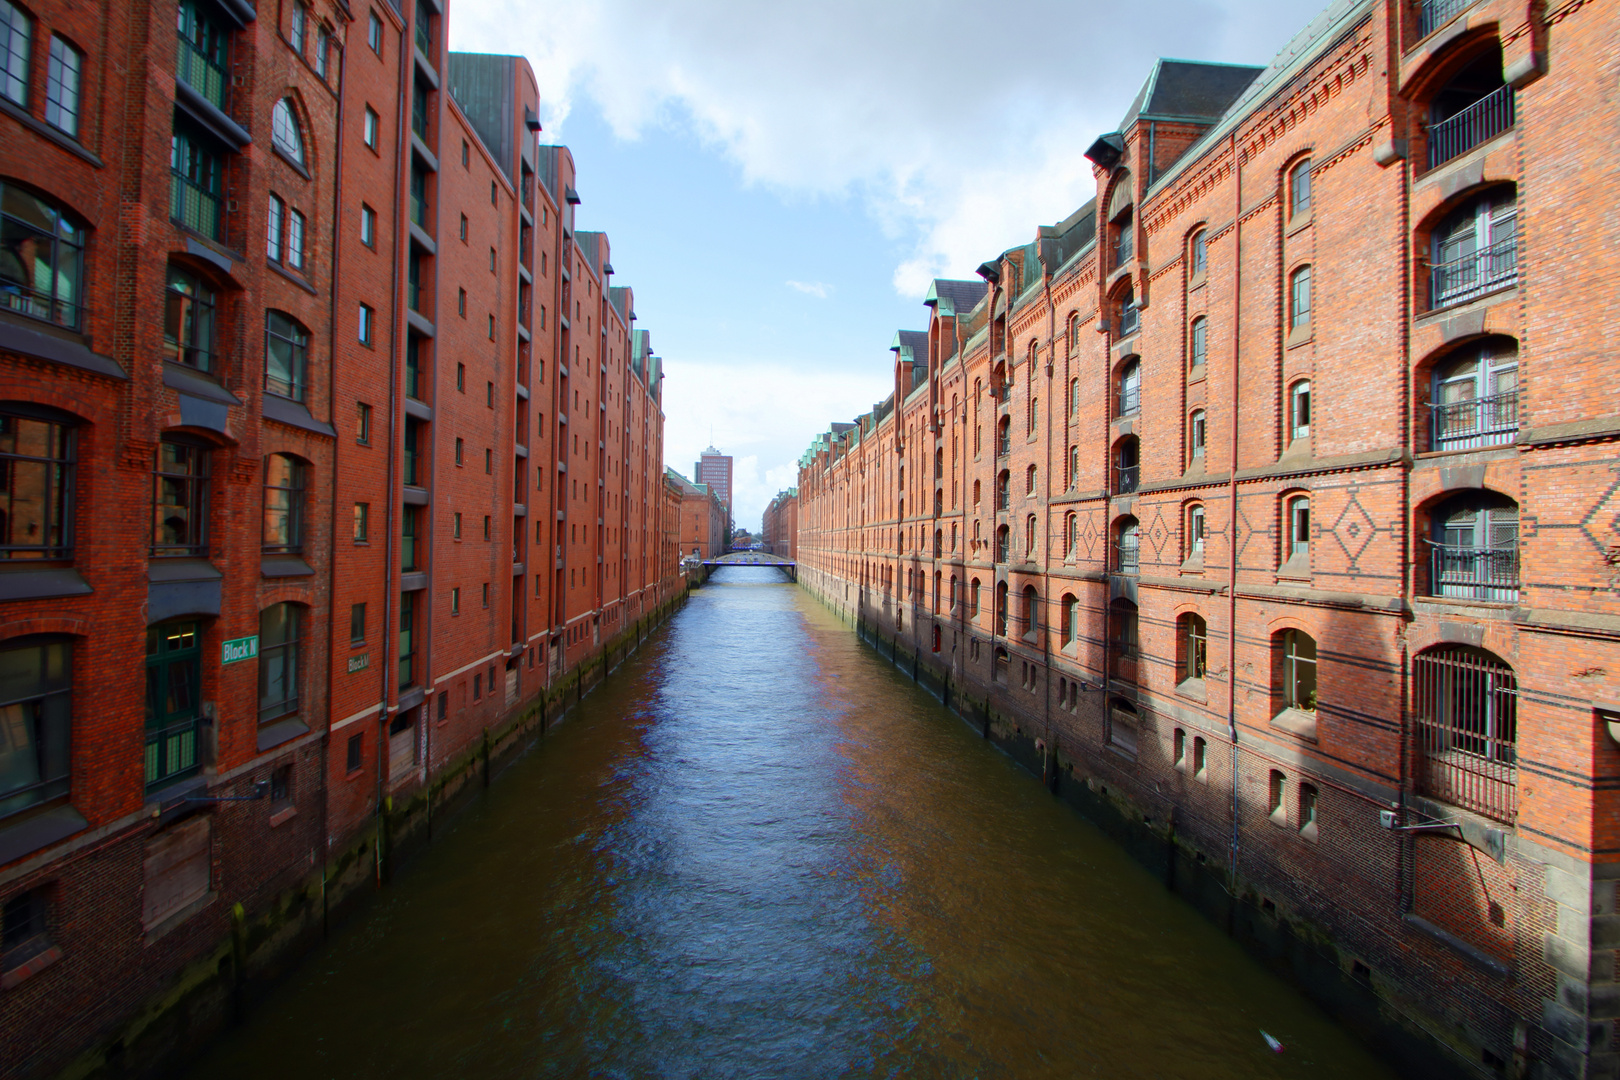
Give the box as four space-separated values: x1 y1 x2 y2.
451 0 1326 530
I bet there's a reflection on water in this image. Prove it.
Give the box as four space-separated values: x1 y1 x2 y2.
184 566 1393 1079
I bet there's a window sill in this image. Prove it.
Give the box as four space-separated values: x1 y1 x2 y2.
264 394 335 437
1271 707 1318 742
1299 821 1319 843
0 565 92 601
268 805 297 828
268 260 318 295
1187 363 1206 386
1286 210 1313 237
1180 553 1204 575
1188 270 1206 292
1285 324 1313 349
0 802 88 867
1176 677 1208 704
1277 552 1311 580
0 314 126 380
0 943 62 990
0 97 103 166
257 717 309 752
272 143 312 180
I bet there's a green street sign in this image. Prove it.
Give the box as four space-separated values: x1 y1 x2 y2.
222 636 259 665
347 653 370 674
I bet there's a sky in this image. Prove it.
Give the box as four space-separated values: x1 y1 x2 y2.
450 0 1328 532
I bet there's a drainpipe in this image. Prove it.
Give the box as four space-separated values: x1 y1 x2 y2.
321 23 347 929
1042 266 1056 780
1226 129 1242 889
375 10 409 883
1396 149 1414 911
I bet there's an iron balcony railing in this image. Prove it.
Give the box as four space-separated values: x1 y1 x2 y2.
997 431 1011 456
995 489 1009 511
1116 540 1139 575
145 717 201 789
1115 464 1139 495
1418 0 1473 38
1431 388 1518 451
1429 84 1514 169
1413 646 1517 822
995 537 1009 563
1117 302 1140 338
1431 543 1518 600
1431 232 1516 308
1118 383 1140 417
170 171 221 240
177 35 228 111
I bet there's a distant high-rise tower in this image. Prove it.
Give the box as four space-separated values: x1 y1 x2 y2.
697 446 733 510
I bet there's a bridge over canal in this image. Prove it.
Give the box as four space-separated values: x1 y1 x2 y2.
701 551 797 580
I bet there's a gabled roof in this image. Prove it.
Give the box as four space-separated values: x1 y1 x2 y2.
1120 58 1264 129
925 278 987 316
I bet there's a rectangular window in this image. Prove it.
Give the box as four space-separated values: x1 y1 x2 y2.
0 410 75 560
345 733 362 773
265 311 308 401
287 210 306 270
261 454 305 553
0 637 71 819
1299 783 1319 838
44 36 82 137
490 180 497 206
456 362 465 390
315 26 329 77
363 106 379 149
153 440 209 556
488 314 495 339
452 511 461 538
258 604 301 723
367 10 381 53
482 514 490 540
458 289 466 317
288 2 306 54
461 139 468 167
454 437 463 466
400 506 418 570
482 582 489 608
356 402 372 444
484 448 492 474
350 602 366 643
472 672 481 700
451 586 460 614
486 382 494 407
358 303 373 345
489 247 496 272
0 0 30 106
1269 770 1286 821
1291 266 1312 329
403 420 421 485
353 502 368 542
266 194 284 261
399 591 416 688
361 204 375 246
459 213 467 241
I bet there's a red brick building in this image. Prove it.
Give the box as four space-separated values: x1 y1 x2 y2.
762 488 797 560
0 0 679 1074
797 1 1620 1075
668 467 725 560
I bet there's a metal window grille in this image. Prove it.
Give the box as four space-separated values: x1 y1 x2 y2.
1430 542 1518 599
1431 388 1518 450
1419 0 1474 36
1116 527 1139 575
1413 647 1517 822
1431 231 1517 308
1118 300 1140 338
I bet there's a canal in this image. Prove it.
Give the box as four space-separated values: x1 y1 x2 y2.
184 566 1394 1079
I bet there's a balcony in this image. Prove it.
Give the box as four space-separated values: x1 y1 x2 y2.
1429 84 1514 169
170 170 221 241
1430 543 1518 601
1418 0 1474 39
1430 388 1518 451
1430 232 1516 309
1115 464 1139 495
145 717 201 789
177 35 227 111
997 432 1011 457
1117 301 1140 339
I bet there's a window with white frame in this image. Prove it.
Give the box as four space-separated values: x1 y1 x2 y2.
1289 380 1311 442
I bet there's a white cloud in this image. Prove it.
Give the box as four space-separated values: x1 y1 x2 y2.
785 280 834 299
453 0 1323 297
657 358 890 529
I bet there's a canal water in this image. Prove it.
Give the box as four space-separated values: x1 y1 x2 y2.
184 566 1393 1079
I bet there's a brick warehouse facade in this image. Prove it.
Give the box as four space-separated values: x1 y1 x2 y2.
761 488 797 560
0 0 680 1075
796 1 1620 1076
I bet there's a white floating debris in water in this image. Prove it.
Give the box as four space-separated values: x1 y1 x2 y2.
1261 1030 1285 1053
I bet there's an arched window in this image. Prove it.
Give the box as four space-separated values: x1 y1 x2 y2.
1178 613 1207 683
1285 494 1311 563
271 97 305 164
1431 186 1517 309
993 646 1010 684
0 635 72 817
259 603 303 724
1426 43 1513 169
1430 490 1518 600
1060 593 1077 646
972 479 981 508
1109 172 1134 271
1432 336 1518 450
996 415 1011 456
1117 359 1140 417
0 181 86 329
970 577 981 618
1188 409 1206 464
1190 229 1207 277
1027 393 1038 434
1289 158 1312 219
1117 286 1140 337
1114 436 1139 494
0 404 77 560
1107 698 1138 755
164 265 217 372
1067 445 1078 489
1063 511 1077 557
262 453 306 554
1413 645 1516 821
1189 316 1207 370
1069 377 1080 415
1185 503 1205 560
1021 584 1038 639
1024 513 1037 557
995 470 1009 510
1025 464 1036 494
1288 379 1311 442
266 310 310 401
1277 629 1317 712
1114 517 1139 575
995 580 1009 635
995 524 1009 564
1289 266 1312 331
